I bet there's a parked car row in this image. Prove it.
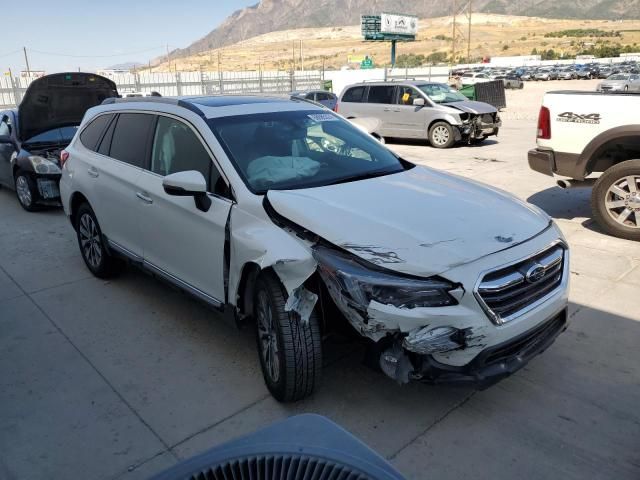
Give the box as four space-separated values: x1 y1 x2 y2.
453 61 640 83
1 73 569 404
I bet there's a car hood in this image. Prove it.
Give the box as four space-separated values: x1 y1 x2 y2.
18 72 118 142
266 166 550 277
443 100 497 114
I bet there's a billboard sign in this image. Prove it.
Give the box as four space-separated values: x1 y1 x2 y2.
380 13 418 36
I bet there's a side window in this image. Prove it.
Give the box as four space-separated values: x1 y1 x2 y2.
151 116 225 195
342 86 365 103
109 113 155 168
367 86 395 104
79 114 112 151
396 87 421 106
316 92 329 101
97 114 117 156
305 93 315 100
0 114 10 137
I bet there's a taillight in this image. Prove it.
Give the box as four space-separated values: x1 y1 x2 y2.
537 106 551 140
333 102 339 113
60 150 70 168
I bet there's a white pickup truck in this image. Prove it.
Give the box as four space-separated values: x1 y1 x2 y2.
528 91 640 240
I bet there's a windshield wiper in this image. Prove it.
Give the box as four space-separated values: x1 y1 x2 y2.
326 168 402 186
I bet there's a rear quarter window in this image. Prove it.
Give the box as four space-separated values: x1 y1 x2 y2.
79 114 113 151
342 86 365 103
108 113 155 168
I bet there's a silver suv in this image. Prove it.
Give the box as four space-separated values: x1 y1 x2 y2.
336 81 501 148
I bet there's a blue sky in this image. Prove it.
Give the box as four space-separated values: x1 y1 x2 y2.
1 0 256 74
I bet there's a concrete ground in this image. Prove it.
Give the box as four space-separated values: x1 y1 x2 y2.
1 80 639 480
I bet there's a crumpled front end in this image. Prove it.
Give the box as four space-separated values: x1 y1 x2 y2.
310 225 569 386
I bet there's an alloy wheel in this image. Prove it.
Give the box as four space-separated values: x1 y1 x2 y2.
605 175 640 229
256 290 280 383
431 126 450 146
79 213 103 268
15 176 32 207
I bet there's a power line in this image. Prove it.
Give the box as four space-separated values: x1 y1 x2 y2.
28 46 169 58
0 49 21 58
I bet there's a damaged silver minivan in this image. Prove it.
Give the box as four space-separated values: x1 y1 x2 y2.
60 95 569 402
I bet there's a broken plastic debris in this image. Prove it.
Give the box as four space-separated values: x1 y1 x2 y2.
403 326 463 355
379 343 413 384
284 287 318 324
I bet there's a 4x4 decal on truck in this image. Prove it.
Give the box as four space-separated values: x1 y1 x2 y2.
557 112 601 124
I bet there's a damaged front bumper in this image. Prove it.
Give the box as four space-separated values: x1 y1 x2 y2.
382 308 567 388
459 113 501 140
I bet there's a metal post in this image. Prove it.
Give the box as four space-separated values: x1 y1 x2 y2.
176 72 182 96
134 72 141 92
23 47 31 76
259 63 263 92
218 51 223 94
467 0 472 63
391 40 397 68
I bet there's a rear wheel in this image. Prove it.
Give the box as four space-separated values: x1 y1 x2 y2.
428 122 455 149
75 203 123 278
591 160 640 241
14 170 39 212
254 271 322 402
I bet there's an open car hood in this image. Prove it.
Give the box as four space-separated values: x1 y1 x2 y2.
444 100 497 115
18 72 118 142
267 167 550 277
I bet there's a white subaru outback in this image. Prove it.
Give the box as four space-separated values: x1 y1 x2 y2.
60 96 569 402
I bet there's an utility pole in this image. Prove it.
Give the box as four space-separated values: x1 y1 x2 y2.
23 47 31 76
300 40 303 71
467 0 472 63
166 44 170 72
451 0 457 64
292 41 296 71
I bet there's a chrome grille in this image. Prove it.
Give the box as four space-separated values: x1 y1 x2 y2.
476 244 566 325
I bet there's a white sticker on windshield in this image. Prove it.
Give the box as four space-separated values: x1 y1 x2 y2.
308 113 338 122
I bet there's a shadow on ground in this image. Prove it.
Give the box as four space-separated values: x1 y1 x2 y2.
527 186 592 220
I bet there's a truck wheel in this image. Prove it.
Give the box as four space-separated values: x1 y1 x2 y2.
254 271 322 402
429 122 455 149
14 170 39 212
591 160 640 241
75 203 123 278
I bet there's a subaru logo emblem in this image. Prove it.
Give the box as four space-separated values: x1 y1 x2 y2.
526 264 546 284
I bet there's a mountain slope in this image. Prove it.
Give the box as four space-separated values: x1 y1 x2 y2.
173 0 640 58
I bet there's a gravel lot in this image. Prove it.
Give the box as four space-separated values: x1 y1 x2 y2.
1 80 639 480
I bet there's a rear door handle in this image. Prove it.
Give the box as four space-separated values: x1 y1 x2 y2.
136 192 153 204
88 167 99 178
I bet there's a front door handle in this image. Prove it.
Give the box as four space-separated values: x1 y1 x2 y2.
88 167 99 178
136 192 153 204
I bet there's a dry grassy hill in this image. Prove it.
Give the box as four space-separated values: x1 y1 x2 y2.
146 14 640 72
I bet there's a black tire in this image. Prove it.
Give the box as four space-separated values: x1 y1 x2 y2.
14 169 39 212
373 133 386 145
591 160 640 241
254 271 322 402
428 121 455 149
75 203 123 278
519 83 524 89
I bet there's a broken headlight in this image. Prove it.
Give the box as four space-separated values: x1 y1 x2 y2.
28 156 61 175
313 246 457 310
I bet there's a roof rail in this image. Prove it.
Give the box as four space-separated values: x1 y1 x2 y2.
101 96 205 118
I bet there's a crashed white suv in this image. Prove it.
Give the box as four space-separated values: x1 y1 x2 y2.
60 95 569 402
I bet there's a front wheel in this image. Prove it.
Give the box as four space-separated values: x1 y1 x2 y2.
591 160 640 241
428 122 455 149
75 203 123 278
14 170 39 212
254 272 322 402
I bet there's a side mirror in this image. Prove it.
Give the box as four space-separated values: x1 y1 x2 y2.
0 135 18 152
163 170 211 212
413 98 425 107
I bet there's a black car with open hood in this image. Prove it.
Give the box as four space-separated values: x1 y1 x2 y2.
0 72 118 211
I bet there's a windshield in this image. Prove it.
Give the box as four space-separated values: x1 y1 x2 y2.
25 126 78 145
208 110 409 194
417 84 468 104
607 74 628 80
